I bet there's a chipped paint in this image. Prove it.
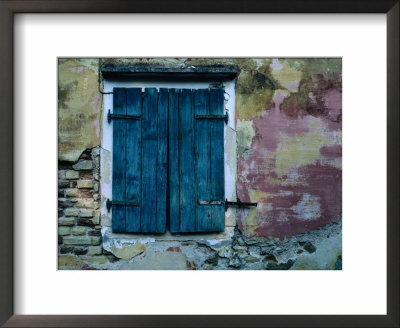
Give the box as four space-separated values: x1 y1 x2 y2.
236 58 342 239
225 127 237 200
59 58 341 269
110 242 146 260
273 119 329 177
291 193 321 221
236 119 255 159
270 59 303 92
236 89 275 120
58 58 102 162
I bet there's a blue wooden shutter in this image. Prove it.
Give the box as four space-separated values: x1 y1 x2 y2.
168 89 180 233
169 88 225 233
112 88 167 233
208 88 225 231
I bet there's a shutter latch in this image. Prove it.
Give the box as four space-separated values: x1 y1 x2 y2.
198 198 257 211
107 109 141 123
195 113 229 124
224 198 257 210
106 199 139 212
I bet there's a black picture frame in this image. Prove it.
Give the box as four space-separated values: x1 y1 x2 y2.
0 1 398 327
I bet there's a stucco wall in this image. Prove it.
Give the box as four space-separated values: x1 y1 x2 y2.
58 58 102 162
234 58 342 239
58 58 342 270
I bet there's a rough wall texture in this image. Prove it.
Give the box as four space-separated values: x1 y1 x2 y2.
58 59 102 162
58 58 342 270
58 148 109 269
235 58 342 239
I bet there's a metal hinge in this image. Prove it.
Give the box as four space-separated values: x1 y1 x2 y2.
107 109 141 123
198 198 257 211
195 113 229 124
106 199 139 212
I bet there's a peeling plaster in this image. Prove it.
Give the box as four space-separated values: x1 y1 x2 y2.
58 58 102 162
270 59 303 92
291 193 321 221
236 58 342 239
236 119 255 159
58 58 341 269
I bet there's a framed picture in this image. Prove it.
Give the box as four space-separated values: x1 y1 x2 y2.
1 0 398 327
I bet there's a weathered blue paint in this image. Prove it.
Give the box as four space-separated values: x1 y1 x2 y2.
194 89 212 232
210 88 225 231
141 88 158 233
168 89 180 233
179 89 196 232
125 88 142 232
156 89 168 233
112 88 127 232
112 87 225 234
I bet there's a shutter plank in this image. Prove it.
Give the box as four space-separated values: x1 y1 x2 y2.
125 88 142 232
156 89 168 233
169 89 180 233
112 88 127 232
179 89 196 232
194 89 212 232
210 88 225 231
141 88 158 233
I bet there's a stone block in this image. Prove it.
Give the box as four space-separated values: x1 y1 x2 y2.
58 226 71 236
88 229 101 236
93 193 99 201
76 198 96 209
94 155 100 167
72 226 87 236
65 188 80 198
73 247 88 255
244 255 260 263
91 236 101 245
79 209 94 218
81 255 107 266
77 218 95 227
58 198 78 208
79 189 93 198
58 180 70 188
93 182 99 192
59 246 73 254
58 255 83 269
87 246 102 256
58 217 75 226
64 208 79 217
109 242 146 260
65 170 79 180
77 180 94 189
58 170 66 179
93 210 100 224
63 236 93 246
72 160 93 170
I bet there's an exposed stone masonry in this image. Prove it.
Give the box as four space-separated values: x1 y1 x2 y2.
58 147 115 269
57 58 342 270
57 146 342 270
57 145 341 271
